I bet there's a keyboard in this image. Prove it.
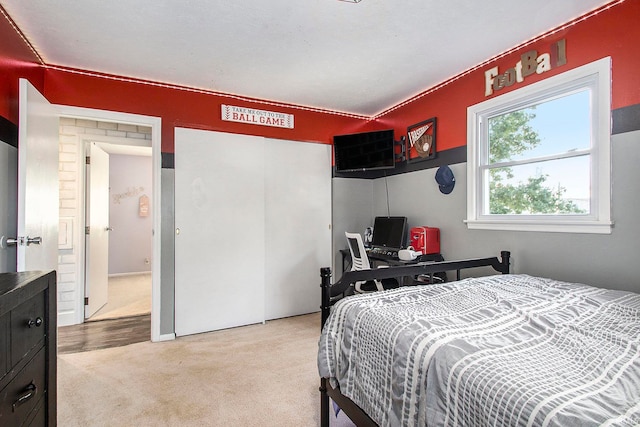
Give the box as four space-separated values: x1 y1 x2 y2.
366 247 400 261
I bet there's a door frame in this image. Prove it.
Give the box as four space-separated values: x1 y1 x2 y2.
56 105 164 342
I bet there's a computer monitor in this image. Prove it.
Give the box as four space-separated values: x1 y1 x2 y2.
371 216 407 250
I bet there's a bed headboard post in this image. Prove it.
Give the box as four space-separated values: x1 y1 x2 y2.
320 267 332 330
500 251 511 274
319 266 333 427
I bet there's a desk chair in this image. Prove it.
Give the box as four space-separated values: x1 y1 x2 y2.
345 232 398 293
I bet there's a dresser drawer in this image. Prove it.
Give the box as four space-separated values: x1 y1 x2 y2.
0 346 46 426
0 271 55 427
10 292 46 365
0 313 8 381
25 399 46 427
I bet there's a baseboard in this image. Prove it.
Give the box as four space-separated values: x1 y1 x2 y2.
154 332 176 342
58 311 79 327
108 271 151 278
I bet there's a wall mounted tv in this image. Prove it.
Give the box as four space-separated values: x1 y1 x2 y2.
334 129 395 172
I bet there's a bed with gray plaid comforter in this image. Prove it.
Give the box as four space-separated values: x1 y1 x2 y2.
317 274 640 426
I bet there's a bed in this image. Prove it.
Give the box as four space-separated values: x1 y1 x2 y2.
317 252 640 426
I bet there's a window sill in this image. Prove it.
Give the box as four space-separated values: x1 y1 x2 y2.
464 219 613 234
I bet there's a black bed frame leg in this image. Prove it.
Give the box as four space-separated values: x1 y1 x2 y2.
320 377 329 427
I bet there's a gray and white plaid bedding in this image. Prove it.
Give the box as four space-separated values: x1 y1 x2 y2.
318 274 640 426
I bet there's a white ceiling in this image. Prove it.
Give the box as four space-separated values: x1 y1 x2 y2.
98 142 151 157
1 0 613 117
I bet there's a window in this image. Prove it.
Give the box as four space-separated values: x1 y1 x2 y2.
466 57 612 234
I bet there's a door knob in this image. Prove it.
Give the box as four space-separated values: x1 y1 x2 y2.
0 236 19 249
1 236 41 248
25 236 42 246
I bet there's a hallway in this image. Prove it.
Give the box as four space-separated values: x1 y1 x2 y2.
58 272 151 354
89 272 151 321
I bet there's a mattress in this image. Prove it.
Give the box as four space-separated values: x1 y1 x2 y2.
318 274 640 426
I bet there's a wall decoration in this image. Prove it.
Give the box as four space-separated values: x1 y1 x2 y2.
435 165 455 194
112 186 145 204
221 104 294 129
139 195 150 217
406 117 436 163
484 39 566 96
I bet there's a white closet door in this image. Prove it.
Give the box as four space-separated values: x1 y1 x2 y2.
174 128 265 336
264 139 331 320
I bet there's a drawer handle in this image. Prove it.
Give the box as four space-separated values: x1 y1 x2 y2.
27 317 43 328
12 382 38 412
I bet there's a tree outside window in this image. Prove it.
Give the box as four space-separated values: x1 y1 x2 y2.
485 94 589 215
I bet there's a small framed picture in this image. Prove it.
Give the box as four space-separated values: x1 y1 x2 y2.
406 117 436 163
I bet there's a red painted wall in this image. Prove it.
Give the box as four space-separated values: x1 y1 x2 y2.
0 10 43 124
43 68 367 153
378 0 640 152
2 1 638 154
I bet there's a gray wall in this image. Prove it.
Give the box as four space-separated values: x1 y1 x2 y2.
331 178 373 276
108 154 153 274
333 129 640 294
160 168 175 336
0 141 17 272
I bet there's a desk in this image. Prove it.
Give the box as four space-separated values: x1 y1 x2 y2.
368 252 444 265
339 249 446 286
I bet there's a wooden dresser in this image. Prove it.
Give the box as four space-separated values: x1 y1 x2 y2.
0 271 56 426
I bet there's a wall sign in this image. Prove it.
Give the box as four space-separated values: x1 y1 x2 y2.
221 104 294 129
484 39 566 96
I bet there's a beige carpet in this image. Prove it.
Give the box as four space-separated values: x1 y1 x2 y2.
90 273 151 321
58 312 322 426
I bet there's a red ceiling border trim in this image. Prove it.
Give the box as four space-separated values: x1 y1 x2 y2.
44 64 370 121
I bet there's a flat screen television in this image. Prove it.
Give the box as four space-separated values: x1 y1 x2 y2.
371 216 407 249
334 129 395 172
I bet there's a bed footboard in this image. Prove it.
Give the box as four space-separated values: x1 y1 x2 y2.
320 250 510 329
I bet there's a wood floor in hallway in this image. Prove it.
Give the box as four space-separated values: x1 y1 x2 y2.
58 273 152 354
58 314 151 354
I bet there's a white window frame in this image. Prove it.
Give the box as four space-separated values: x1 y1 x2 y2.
466 57 612 234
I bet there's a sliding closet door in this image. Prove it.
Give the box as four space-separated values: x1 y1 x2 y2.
174 128 265 336
264 139 331 320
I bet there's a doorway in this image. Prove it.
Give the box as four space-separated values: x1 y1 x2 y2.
55 106 164 342
84 141 153 323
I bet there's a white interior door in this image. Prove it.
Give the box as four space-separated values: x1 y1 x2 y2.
174 128 265 336
264 139 331 319
17 79 59 272
85 142 110 318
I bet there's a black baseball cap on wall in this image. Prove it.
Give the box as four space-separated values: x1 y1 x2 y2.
435 165 455 194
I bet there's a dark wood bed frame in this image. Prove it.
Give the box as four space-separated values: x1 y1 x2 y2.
319 251 511 427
